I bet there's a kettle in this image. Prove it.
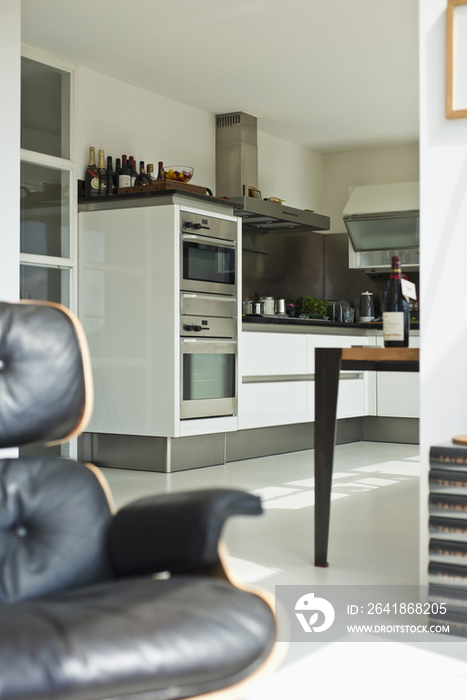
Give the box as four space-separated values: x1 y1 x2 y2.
359 291 375 322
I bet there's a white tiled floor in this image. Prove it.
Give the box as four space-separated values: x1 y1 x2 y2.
101 441 467 699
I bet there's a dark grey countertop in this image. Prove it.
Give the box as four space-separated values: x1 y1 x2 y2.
242 315 420 331
78 184 238 211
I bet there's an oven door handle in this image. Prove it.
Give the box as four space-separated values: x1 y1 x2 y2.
182 233 236 248
181 338 237 352
181 293 236 303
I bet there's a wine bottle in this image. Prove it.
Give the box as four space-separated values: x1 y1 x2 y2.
129 156 138 186
383 255 409 347
106 156 116 195
98 149 108 196
146 163 154 183
156 161 165 181
118 155 131 188
114 158 121 192
85 146 100 198
135 161 151 186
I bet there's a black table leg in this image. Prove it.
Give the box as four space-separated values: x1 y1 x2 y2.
314 347 342 567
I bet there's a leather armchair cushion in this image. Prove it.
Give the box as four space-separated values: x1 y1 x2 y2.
0 458 113 603
0 302 88 448
0 575 276 700
109 489 262 576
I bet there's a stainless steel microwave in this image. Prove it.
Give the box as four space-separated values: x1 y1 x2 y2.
180 213 237 296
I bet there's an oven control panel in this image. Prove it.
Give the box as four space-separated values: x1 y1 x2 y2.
180 315 237 338
180 213 237 243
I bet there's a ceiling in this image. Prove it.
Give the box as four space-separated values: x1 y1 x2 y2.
21 0 419 154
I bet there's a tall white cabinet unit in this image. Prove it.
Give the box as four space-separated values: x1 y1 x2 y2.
78 196 241 465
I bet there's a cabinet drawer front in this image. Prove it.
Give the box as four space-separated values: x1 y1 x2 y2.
307 334 370 373
239 382 308 429
307 377 365 421
241 332 307 376
377 372 420 417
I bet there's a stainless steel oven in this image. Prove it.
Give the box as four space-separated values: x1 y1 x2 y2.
180 212 237 296
180 335 237 420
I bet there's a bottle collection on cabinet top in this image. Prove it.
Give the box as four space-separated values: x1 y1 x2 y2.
84 146 157 197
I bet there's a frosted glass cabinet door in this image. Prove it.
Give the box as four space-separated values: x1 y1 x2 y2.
21 57 70 159
20 162 70 258
20 264 70 306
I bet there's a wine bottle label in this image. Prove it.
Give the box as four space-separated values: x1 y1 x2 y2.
119 174 131 188
383 312 404 341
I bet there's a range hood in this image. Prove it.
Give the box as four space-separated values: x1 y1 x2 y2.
343 182 419 252
215 112 329 233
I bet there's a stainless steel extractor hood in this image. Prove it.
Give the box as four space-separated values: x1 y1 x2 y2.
343 182 419 252
215 112 330 233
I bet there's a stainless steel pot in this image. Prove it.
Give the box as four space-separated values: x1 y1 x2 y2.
275 298 286 315
253 301 264 315
260 296 275 315
243 300 264 315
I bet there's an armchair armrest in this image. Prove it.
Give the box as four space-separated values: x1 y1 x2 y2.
108 488 262 577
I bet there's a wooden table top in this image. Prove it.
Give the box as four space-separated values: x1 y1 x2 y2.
341 347 419 362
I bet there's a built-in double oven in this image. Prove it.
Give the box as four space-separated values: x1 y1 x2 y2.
179 211 238 420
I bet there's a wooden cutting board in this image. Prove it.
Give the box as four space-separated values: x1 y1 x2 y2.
118 180 207 196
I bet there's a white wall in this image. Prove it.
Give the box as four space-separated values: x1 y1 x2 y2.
258 131 324 212
0 1 20 301
419 2 467 581
76 66 325 212
76 67 217 193
323 144 419 232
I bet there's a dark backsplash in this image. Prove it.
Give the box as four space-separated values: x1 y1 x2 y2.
242 230 419 319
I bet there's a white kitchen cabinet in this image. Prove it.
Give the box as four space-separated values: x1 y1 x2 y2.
240 331 307 376
306 333 370 421
376 333 420 418
239 382 308 430
239 327 420 428
79 200 241 439
239 331 307 429
239 329 370 428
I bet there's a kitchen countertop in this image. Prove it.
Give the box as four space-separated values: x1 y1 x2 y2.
78 187 239 212
242 315 420 335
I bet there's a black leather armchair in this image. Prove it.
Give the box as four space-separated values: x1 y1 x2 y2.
0 301 284 700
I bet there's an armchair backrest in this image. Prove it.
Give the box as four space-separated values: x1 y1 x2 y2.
0 302 113 603
0 301 93 449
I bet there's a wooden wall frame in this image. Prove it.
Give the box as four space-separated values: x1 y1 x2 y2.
446 0 467 118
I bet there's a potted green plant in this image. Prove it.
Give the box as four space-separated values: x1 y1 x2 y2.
299 296 328 318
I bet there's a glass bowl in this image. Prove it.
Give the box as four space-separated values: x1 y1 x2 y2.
163 166 194 183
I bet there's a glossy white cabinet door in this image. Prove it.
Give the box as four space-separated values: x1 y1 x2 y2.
241 332 307 376
79 205 179 436
306 332 370 372
239 381 308 429
376 334 420 418
306 333 368 421
307 377 366 422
